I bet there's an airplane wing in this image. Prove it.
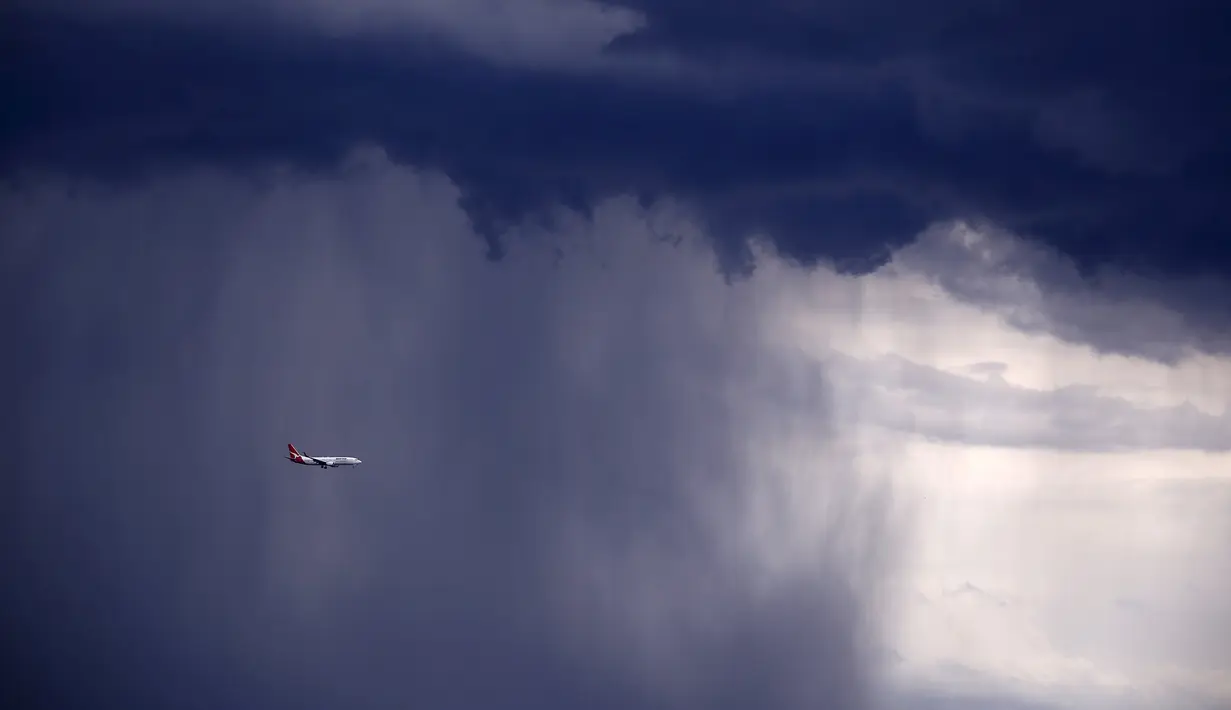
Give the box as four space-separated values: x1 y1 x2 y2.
306 455 331 466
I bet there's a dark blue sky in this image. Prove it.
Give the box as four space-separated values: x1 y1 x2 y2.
4 2 1230 709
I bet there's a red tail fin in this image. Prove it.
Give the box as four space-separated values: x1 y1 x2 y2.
287 443 303 462
288 444 299 455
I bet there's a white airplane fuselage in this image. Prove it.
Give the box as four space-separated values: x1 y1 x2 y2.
287 444 361 469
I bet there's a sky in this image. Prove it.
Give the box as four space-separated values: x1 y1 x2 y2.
3 2 1230 709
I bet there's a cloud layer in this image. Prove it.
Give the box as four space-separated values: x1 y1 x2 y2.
6 152 1230 710
5 0 1231 319
2 156 902 709
827 351 1231 452
7 4 1231 707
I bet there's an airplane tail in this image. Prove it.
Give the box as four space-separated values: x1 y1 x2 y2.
288 443 303 462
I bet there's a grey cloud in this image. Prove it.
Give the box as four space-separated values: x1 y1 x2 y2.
27 0 645 67
7 0 1231 319
890 683 1228 710
2 158 899 709
965 361 1009 378
942 582 1009 607
894 222 1231 362
826 352 1231 452
885 693 1064 710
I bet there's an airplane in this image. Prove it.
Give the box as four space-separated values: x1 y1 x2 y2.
286 444 362 469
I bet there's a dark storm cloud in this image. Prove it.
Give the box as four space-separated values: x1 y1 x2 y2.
4 0 1231 286
895 221 1231 361
1 159 900 709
